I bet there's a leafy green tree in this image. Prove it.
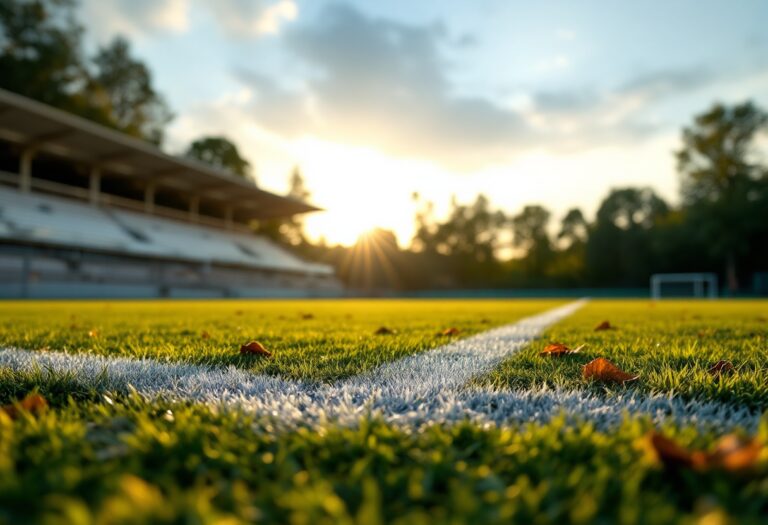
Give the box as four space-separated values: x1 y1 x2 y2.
586 187 669 286
557 208 588 249
0 0 87 109
186 136 252 179
511 205 552 279
92 37 172 145
676 101 768 291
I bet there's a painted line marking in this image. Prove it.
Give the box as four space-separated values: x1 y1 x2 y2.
0 299 761 431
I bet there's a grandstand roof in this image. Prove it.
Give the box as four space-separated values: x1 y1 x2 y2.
0 88 319 220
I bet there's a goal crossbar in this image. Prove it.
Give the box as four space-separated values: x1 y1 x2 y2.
650 273 718 299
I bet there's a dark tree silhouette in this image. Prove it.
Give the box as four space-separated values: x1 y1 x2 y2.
677 101 768 291
186 136 252 179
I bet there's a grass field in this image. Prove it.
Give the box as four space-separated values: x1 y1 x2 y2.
0 299 767 524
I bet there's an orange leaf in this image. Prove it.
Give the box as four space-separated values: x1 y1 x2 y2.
201 331 211 340
582 357 638 383
647 432 702 469
539 342 584 357
647 432 762 472
594 320 614 331
440 327 461 336
239 341 272 358
707 360 734 377
708 434 762 472
1 393 49 420
301 313 315 320
374 326 395 335
88 329 100 338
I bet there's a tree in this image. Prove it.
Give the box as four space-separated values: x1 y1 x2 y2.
676 101 768 291
92 37 172 145
511 205 552 278
253 166 311 247
0 0 87 109
186 136 252 179
557 208 588 249
586 187 669 286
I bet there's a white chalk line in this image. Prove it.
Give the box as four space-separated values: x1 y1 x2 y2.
0 299 763 432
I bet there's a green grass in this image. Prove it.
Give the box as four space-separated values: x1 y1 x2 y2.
0 299 561 383
2 298 768 524
1 397 766 525
480 300 768 408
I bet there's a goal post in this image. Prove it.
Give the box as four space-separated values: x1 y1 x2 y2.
650 273 718 299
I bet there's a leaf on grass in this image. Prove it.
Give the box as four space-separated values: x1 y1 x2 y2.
594 320 614 331
374 326 395 335
707 435 762 472
539 342 584 357
1 393 48 420
440 327 461 336
88 329 100 338
582 357 638 383
239 341 272 358
707 360 734 377
301 313 315 320
647 432 762 472
201 331 211 340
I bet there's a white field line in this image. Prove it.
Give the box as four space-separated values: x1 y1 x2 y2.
0 299 762 432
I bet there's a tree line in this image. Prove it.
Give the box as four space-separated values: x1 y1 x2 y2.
286 102 768 295
3 1 767 294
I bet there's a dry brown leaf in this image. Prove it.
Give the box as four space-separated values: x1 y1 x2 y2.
239 341 272 358
582 357 638 383
647 432 762 472
374 326 395 335
539 342 584 357
301 313 315 320
594 320 614 331
707 360 734 377
201 331 211 340
1 393 49 420
707 435 762 472
440 327 461 336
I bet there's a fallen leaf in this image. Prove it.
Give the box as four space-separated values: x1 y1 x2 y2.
647 432 703 469
234 310 244 316
88 329 100 338
539 342 585 357
708 434 762 472
374 326 395 335
707 360 734 377
440 327 461 336
201 331 211 340
594 320 614 331
647 432 762 472
239 341 272 358
301 313 315 320
582 357 638 383
1 393 49 420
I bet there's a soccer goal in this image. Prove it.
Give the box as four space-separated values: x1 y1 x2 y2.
650 273 718 299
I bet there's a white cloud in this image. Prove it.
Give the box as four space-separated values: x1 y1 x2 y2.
208 0 299 37
80 0 190 41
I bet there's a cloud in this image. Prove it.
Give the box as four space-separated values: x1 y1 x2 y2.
208 0 298 37
80 0 190 41
236 3 531 171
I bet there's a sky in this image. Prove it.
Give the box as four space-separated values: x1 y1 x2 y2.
79 0 768 247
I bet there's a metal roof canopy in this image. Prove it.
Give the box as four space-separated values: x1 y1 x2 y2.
0 88 319 221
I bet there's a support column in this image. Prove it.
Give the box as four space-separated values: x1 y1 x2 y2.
189 196 200 222
19 148 34 193
144 183 155 213
89 167 101 205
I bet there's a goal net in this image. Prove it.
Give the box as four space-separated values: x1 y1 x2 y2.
650 273 718 299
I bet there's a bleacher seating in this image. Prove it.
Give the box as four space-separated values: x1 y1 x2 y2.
0 186 331 276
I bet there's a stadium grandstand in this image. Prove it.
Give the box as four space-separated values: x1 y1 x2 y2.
0 88 342 298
